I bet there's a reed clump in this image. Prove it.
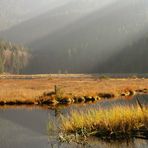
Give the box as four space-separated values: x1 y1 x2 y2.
60 105 148 140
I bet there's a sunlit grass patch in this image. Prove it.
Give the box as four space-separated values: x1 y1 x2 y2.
60 105 148 140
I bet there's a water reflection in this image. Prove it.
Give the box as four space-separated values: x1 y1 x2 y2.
0 94 147 148
48 138 148 148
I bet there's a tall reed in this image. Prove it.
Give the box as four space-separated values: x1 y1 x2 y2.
60 105 148 139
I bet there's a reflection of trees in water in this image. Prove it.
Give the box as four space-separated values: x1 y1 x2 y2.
54 108 62 117
49 138 147 148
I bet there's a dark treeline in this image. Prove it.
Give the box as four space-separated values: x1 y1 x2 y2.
0 40 30 74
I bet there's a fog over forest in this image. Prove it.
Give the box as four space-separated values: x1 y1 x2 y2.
0 0 148 74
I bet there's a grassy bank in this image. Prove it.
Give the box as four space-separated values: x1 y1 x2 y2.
0 74 148 106
60 104 148 140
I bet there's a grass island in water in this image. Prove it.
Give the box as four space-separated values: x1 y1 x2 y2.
60 102 148 141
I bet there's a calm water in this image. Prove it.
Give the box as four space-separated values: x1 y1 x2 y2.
0 94 148 148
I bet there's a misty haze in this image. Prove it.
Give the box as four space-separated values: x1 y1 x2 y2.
0 0 148 74
0 1 148 148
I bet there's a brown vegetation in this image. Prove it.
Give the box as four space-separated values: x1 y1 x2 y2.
0 74 148 106
60 104 148 140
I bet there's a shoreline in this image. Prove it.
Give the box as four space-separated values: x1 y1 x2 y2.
0 74 148 106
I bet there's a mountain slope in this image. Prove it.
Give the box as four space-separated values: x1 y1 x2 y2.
0 0 69 31
0 0 148 73
97 34 148 73
0 0 116 44
24 0 148 74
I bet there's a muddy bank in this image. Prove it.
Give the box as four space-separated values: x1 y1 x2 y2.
34 87 148 106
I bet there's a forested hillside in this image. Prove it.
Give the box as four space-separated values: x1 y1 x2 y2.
97 34 148 73
0 40 30 74
0 0 148 74
24 0 148 74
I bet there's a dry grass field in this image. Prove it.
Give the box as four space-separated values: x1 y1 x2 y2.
0 74 148 104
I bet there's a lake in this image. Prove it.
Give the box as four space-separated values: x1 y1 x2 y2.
0 94 148 148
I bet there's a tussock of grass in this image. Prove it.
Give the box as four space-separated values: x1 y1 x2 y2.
61 105 148 139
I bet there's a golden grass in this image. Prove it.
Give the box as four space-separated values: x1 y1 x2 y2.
0 74 148 104
61 105 148 139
